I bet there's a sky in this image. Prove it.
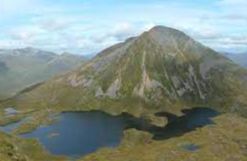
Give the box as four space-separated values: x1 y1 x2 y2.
0 0 247 55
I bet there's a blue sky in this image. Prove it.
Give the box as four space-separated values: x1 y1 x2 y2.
0 0 247 55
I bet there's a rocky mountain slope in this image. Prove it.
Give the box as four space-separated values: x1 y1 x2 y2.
0 48 86 99
2 26 247 117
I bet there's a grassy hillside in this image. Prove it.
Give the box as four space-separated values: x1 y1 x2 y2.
0 132 67 161
0 48 86 99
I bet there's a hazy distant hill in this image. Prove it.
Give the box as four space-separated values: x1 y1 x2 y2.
223 52 247 68
0 48 87 99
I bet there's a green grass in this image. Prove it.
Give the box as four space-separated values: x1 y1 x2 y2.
0 132 67 161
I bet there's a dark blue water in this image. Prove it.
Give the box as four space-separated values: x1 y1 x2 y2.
22 112 126 158
150 107 219 139
0 107 219 158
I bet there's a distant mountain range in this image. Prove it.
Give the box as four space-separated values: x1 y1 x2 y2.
0 48 87 99
4 26 247 116
222 52 247 68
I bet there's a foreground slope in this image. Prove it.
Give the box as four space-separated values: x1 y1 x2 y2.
0 48 86 99
2 26 247 117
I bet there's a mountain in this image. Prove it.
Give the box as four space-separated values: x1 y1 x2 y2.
2 26 247 117
0 60 8 73
0 48 87 99
222 52 247 68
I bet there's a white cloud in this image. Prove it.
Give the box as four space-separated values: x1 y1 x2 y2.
0 0 246 54
9 26 45 41
198 34 247 53
39 19 70 31
190 28 222 40
0 40 26 49
110 22 136 40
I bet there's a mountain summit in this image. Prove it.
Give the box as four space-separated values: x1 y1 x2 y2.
3 26 247 116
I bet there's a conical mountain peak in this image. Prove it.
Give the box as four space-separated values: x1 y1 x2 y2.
3 26 247 119
144 26 191 42
148 25 183 34
131 26 196 57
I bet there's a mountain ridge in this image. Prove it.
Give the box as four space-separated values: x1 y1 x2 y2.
2 26 247 118
0 48 87 99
